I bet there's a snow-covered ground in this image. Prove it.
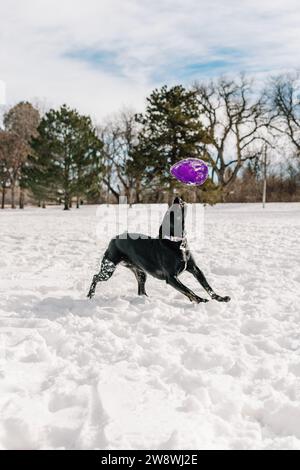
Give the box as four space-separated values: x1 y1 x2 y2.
0 203 300 450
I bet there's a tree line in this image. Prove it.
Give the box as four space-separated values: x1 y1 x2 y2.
1 73 300 209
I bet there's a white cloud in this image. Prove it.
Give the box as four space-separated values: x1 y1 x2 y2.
1 0 300 121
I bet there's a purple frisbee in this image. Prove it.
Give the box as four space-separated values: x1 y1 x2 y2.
170 158 209 186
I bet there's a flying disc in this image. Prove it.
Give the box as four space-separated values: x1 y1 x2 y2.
170 158 209 186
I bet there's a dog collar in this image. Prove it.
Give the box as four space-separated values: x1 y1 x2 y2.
163 235 184 242
163 235 187 252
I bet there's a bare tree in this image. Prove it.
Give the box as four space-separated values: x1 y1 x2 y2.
194 76 271 199
99 109 141 205
97 124 121 203
0 131 23 208
269 73 300 157
0 135 9 208
3 102 40 208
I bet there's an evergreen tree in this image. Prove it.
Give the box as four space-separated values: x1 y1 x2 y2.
24 150 55 208
28 105 103 210
133 85 211 204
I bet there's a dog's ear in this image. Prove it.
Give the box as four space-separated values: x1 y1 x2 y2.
173 196 185 206
160 196 186 239
174 196 185 205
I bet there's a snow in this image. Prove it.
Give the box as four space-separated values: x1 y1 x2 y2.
0 202 300 450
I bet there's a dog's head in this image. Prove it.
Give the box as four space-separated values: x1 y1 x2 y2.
159 196 187 241
173 196 185 208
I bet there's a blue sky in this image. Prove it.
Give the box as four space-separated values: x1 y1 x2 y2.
63 46 244 80
1 0 300 120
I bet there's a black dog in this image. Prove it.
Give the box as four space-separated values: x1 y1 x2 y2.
87 197 230 304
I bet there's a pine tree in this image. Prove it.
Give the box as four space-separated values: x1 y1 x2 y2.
27 105 103 210
133 85 211 204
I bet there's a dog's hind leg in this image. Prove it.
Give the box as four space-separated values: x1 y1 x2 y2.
87 257 117 299
132 267 148 296
124 264 148 296
87 239 124 299
186 259 230 302
166 276 209 303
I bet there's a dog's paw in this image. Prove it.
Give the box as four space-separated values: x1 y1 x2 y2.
193 296 209 304
212 294 230 302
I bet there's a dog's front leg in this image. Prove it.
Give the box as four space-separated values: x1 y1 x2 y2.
166 276 209 303
187 260 230 302
87 274 99 299
87 257 116 299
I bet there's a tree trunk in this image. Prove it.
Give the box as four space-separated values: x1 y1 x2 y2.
262 147 267 209
129 190 133 208
19 187 25 209
11 184 16 209
1 184 6 209
220 185 231 203
125 187 133 207
192 187 197 203
76 196 80 209
64 161 70 210
155 190 161 203
64 193 69 210
167 181 176 206
135 179 141 204
103 178 120 203
42 201 46 209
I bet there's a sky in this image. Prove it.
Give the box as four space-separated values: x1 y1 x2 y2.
1 0 300 122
